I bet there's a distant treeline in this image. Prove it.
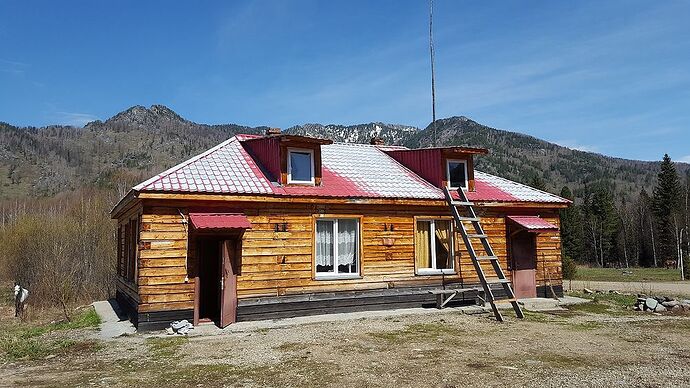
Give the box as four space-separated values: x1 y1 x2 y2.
558 154 689 276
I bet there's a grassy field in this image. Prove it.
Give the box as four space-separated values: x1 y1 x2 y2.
574 266 683 282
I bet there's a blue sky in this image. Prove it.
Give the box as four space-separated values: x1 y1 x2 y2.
1 1 689 162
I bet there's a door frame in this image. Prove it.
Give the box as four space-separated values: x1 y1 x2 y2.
508 228 538 299
192 231 244 327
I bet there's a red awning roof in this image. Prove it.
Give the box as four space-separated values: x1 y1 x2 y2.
507 216 559 232
189 213 252 230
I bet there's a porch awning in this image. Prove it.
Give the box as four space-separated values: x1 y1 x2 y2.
507 216 558 233
189 212 252 230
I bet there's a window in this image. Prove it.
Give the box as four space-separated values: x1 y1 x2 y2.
315 218 359 278
415 219 454 274
118 217 140 283
288 148 314 184
446 159 468 189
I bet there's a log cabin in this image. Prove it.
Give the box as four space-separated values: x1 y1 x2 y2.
111 130 570 330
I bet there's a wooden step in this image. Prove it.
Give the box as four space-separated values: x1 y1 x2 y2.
475 255 498 261
450 201 475 206
487 278 511 285
456 217 480 222
467 234 488 239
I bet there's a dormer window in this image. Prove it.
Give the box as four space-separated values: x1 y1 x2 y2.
287 148 315 184
446 159 468 190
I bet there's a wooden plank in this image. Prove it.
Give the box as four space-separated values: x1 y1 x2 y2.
140 292 194 304
139 283 195 295
139 275 188 286
139 249 187 259
140 231 187 240
140 258 186 268
139 266 188 277
138 301 194 312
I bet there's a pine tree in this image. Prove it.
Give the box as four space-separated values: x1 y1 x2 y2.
582 183 618 267
652 154 682 265
559 186 584 262
529 173 547 191
636 188 656 267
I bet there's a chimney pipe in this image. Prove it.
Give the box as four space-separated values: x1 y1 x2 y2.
370 137 384 146
266 127 281 136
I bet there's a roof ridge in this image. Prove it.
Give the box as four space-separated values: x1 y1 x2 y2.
133 136 240 191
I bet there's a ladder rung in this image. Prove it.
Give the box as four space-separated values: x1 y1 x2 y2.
450 201 475 206
487 278 511 284
457 217 480 222
467 234 488 239
475 255 498 261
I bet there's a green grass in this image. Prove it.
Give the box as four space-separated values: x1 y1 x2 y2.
564 291 636 317
574 266 682 282
146 336 189 359
273 341 304 352
368 322 462 343
0 307 102 361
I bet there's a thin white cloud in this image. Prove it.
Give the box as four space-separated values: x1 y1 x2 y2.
56 112 99 127
0 59 29 75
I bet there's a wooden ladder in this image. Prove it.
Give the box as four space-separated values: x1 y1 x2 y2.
443 187 524 322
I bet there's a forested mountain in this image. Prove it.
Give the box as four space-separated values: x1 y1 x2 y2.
0 105 267 198
286 122 418 145
0 105 687 200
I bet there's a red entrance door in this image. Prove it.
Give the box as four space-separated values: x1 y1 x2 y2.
510 231 537 299
220 239 238 327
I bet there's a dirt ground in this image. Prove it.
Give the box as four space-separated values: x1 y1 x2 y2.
1 295 690 388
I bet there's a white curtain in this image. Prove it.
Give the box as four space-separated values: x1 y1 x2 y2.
316 221 334 267
337 219 357 266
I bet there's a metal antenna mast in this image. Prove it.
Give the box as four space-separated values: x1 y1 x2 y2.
429 0 437 147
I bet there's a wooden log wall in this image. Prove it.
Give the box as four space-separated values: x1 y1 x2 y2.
127 200 563 313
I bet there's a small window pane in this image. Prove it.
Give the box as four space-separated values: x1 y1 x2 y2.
290 151 312 182
448 161 466 188
316 220 334 273
337 219 357 273
434 220 452 269
415 221 432 269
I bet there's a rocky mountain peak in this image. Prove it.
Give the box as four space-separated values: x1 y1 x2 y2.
102 104 187 129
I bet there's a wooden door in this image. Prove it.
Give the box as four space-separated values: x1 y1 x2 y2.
510 231 537 299
220 239 238 327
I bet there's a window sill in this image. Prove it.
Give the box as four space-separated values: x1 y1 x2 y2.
314 274 362 281
287 180 315 186
416 269 456 276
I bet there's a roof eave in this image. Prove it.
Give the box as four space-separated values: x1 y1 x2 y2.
110 189 140 219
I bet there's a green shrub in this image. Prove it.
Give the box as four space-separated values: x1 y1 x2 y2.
562 255 577 280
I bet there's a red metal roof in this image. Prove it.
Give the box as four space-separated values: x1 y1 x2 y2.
132 134 570 205
507 216 559 232
189 213 252 230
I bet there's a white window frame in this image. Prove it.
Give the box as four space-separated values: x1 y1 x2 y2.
287 148 315 185
416 219 456 275
446 159 468 190
315 218 360 280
